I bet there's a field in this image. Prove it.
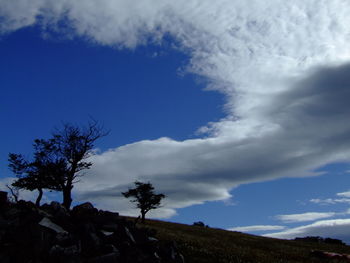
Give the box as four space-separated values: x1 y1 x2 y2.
127 217 350 263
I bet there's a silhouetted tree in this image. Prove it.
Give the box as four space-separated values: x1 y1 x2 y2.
49 121 108 209
8 139 64 206
9 120 108 209
122 181 165 223
6 184 19 203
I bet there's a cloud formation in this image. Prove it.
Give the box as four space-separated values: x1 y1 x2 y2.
275 212 336 223
229 225 285 232
310 189 350 205
337 191 350 198
266 219 350 244
2 1 350 217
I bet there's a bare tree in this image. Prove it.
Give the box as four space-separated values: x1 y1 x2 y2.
50 120 108 209
122 181 165 223
6 184 19 203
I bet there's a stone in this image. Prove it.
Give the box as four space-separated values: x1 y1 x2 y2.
4 207 21 220
101 244 119 254
124 226 136 244
101 230 114 237
0 196 185 263
0 253 11 263
49 244 81 263
39 217 67 234
148 237 158 242
72 202 98 221
50 201 69 216
38 208 53 218
0 216 9 229
88 252 120 263
101 223 119 232
0 191 8 208
73 202 94 211
78 223 101 255
175 253 185 263
97 210 119 222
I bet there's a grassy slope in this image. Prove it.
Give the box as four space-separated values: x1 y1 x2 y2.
125 217 350 263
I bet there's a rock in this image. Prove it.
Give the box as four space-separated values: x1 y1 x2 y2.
0 216 9 229
124 226 136 244
0 191 8 208
78 223 101 255
148 237 158 242
101 244 119 254
39 217 68 234
176 253 185 263
0 252 11 263
101 223 119 232
4 207 21 220
100 230 114 237
49 244 81 263
73 202 95 212
0 197 184 263
159 241 184 262
88 252 120 263
97 210 119 222
72 202 98 221
50 201 70 217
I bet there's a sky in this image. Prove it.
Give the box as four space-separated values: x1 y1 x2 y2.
2 0 350 243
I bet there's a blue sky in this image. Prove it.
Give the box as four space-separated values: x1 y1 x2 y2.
2 0 350 243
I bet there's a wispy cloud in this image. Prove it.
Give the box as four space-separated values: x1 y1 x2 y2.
310 189 350 205
310 198 350 205
337 191 350 198
228 225 286 233
275 212 337 223
2 1 350 216
266 219 350 244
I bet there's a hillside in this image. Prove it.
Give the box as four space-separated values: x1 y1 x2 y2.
131 217 350 263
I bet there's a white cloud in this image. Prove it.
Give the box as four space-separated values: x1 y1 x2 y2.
2 1 350 216
310 198 350 205
337 191 350 198
229 225 286 232
266 219 350 244
275 212 336 223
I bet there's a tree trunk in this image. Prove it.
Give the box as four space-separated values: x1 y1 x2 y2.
141 211 146 224
62 186 72 210
36 188 43 207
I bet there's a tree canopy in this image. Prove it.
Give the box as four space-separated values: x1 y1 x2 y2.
122 181 165 223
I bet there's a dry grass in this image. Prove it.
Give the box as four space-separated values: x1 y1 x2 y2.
123 216 350 263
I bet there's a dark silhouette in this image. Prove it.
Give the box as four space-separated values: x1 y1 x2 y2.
6 184 19 203
295 236 345 246
193 221 209 228
8 141 64 206
122 181 165 223
9 120 107 209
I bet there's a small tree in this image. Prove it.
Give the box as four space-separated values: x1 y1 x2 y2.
122 181 165 223
8 140 64 206
8 120 107 209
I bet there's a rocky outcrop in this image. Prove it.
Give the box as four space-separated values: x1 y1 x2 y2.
0 197 184 263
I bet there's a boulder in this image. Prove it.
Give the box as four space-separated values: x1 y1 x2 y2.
39 217 68 234
88 252 120 263
0 191 8 208
72 202 98 221
0 198 184 263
